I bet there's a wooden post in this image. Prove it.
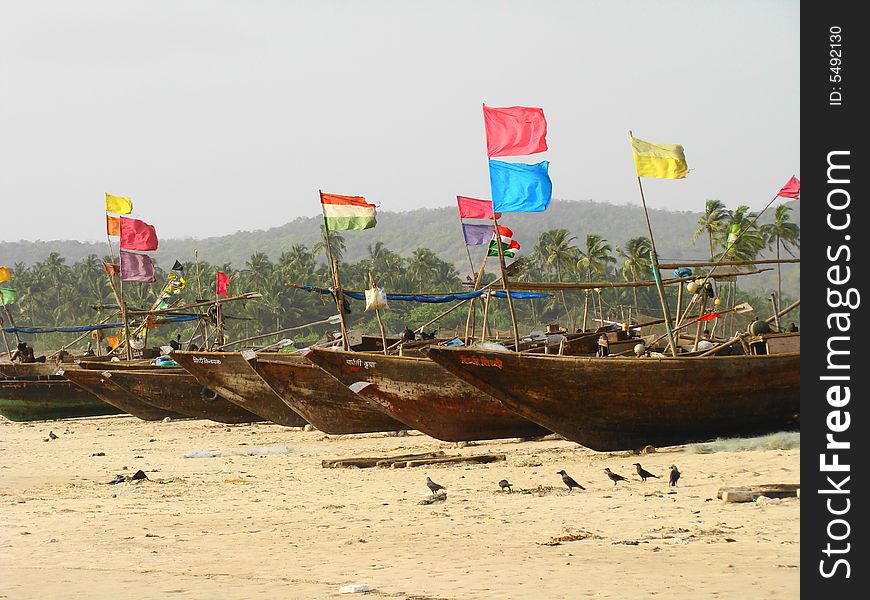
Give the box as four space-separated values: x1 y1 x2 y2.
692 293 708 351
581 290 589 331
481 290 492 341
2 305 21 346
491 216 521 351
769 292 781 330
319 191 350 350
368 271 389 355
464 251 490 344
675 281 684 325
597 288 604 329
0 311 13 357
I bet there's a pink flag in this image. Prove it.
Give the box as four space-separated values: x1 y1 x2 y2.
120 250 155 282
776 176 800 200
456 196 501 220
216 271 230 297
120 217 159 251
483 105 548 157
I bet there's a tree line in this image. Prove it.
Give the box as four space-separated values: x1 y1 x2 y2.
2 201 799 353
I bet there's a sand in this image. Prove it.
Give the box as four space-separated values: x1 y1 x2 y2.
1 416 799 599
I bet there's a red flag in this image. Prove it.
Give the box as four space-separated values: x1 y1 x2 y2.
483 105 548 157
697 311 722 321
216 271 230 297
120 217 159 251
776 176 800 200
456 196 501 220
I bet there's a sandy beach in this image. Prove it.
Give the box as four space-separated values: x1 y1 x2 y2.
1 416 799 599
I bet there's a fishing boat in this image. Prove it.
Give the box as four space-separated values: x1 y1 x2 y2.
0 373 125 422
250 353 406 434
101 369 264 424
307 347 550 441
169 350 307 427
60 365 186 421
425 340 800 451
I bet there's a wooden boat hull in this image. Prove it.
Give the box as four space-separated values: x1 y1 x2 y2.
308 348 550 442
102 370 264 424
169 351 307 427
0 362 66 378
60 366 186 421
425 347 800 451
252 356 405 434
0 378 124 421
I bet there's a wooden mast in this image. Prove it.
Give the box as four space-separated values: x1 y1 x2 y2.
319 190 350 350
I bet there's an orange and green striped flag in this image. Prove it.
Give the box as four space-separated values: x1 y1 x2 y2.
320 193 377 231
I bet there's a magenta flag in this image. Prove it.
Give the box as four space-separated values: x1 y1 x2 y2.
457 196 501 220
776 176 800 200
120 217 159 251
120 250 156 282
483 105 548 157
462 223 495 246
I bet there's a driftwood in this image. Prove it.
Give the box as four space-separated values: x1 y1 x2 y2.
717 483 800 503
400 454 506 468
322 452 445 469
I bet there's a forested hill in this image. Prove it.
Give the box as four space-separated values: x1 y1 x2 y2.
1 198 800 272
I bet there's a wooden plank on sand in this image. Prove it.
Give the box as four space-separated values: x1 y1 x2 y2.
718 483 800 503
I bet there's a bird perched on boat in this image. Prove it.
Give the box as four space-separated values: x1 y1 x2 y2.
168 334 182 351
48 431 58 440
426 476 446 495
557 470 585 492
402 326 415 342
604 468 628 485
633 463 660 483
498 479 513 493
669 465 681 487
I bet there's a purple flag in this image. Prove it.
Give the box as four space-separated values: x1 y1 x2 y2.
462 223 494 246
120 250 156 282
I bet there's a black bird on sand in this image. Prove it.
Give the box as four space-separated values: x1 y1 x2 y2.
557 470 585 492
426 476 446 495
48 431 58 440
669 465 681 487
633 463 660 482
604 468 628 485
498 479 513 493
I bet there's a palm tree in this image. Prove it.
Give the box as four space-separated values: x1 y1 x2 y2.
538 229 578 318
313 225 346 265
618 237 652 309
692 199 729 260
406 248 441 293
761 203 800 303
720 205 765 261
577 235 615 328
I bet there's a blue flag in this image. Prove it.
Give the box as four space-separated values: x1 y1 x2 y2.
489 159 552 212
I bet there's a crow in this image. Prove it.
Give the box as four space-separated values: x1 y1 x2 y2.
426 476 446 495
498 479 513 493
48 431 58 440
633 463 660 483
669 465 681 487
557 470 585 492
604 468 628 485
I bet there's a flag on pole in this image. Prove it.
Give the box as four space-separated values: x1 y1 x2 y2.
106 215 120 237
320 193 377 231
489 160 552 212
102 262 120 277
216 271 230 296
698 311 722 321
776 176 800 200
120 250 156 282
483 105 548 157
456 196 501 220
487 225 521 258
0 266 10 284
0 287 17 306
120 217 159 251
631 135 688 179
105 193 133 214
461 223 495 246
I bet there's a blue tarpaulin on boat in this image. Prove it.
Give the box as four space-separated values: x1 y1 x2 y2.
300 285 549 304
3 315 198 335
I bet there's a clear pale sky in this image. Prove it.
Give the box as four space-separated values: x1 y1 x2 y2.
0 0 799 243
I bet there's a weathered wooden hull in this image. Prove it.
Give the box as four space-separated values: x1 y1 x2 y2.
425 347 800 451
252 357 405 434
308 348 550 442
0 378 124 421
0 362 64 378
169 351 307 427
102 370 264 424
60 366 185 421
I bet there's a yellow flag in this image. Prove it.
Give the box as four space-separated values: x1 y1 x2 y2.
0 266 10 284
105 193 133 214
631 135 688 179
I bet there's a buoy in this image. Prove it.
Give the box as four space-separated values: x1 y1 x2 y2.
714 297 721 306
634 343 646 357
686 281 699 293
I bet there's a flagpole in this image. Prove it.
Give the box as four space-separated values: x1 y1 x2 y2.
2 304 20 347
464 250 490 344
320 190 350 350
491 215 521 351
